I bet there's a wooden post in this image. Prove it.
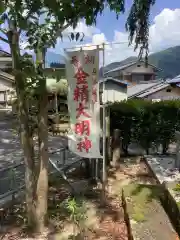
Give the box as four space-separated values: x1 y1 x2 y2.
111 129 121 168
4 91 8 109
105 107 111 165
62 148 66 165
84 158 91 179
55 92 58 115
101 43 107 206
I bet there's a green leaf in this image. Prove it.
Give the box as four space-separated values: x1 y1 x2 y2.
0 2 5 15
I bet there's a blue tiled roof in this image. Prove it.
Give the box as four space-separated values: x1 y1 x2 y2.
167 74 180 84
127 80 168 98
99 77 129 86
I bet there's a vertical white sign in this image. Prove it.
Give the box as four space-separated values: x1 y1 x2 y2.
66 49 101 158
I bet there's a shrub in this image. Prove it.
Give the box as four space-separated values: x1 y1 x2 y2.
110 99 180 154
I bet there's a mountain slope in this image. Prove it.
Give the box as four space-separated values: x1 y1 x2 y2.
148 46 180 78
99 56 137 77
45 51 65 67
45 46 180 79
102 46 180 79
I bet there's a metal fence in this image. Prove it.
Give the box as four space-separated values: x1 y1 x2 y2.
0 147 81 208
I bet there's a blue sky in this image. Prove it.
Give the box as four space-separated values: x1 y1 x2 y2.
95 0 180 41
1 1 180 65
51 0 180 64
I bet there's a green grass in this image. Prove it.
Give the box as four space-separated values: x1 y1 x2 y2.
132 211 145 222
177 201 180 210
173 183 180 192
124 183 162 222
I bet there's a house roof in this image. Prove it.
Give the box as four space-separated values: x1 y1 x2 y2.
105 60 161 75
127 80 169 98
127 82 161 98
167 74 180 84
105 61 136 75
0 70 14 82
0 50 11 57
136 83 169 98
99 77 129 86
99 78 168 98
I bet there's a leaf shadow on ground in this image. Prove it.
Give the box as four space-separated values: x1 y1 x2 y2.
48 190 128 239
0 165 128 239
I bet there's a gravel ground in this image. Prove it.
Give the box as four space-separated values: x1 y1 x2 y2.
0 115 80 204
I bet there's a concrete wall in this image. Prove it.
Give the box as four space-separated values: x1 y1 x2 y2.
124 63 155 75
0 58 12 70
102 81 127 103
106 62 157 83
145 86 180 100
131 74 145 82
0 77 13 103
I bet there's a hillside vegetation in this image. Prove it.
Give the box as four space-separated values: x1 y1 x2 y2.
100 46 180 79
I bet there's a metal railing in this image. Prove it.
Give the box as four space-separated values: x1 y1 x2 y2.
0 147 80 208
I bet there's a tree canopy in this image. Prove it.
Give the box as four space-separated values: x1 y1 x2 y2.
0 0 156 57
0 0 157 232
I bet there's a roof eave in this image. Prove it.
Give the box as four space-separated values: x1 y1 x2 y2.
137 84 170 98
0 73 14 82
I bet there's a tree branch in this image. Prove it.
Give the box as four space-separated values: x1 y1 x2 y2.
0 35 8 43
56 15 80 36
59 21 72 32
54 21 72 39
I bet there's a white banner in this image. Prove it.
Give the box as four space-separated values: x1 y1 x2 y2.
66 48 101 158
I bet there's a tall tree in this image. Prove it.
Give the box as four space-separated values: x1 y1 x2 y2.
0 0 156 233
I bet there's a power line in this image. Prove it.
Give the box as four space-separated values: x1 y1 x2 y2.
64 41 130 51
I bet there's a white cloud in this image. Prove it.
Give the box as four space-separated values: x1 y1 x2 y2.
100 8 180 64
50 8 180 65
92 33 107 45
149 8 180 51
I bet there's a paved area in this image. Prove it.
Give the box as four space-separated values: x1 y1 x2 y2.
0 115 79 201
146 155 180 183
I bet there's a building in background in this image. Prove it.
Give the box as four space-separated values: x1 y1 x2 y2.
128 79 180 100
104 60 161 83
99 77 128 103
0 50 12 73
0 50 67 111
0 71 15 108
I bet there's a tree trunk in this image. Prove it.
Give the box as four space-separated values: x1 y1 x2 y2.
9 30 36 227
35 90 49 232
35 50 49 232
